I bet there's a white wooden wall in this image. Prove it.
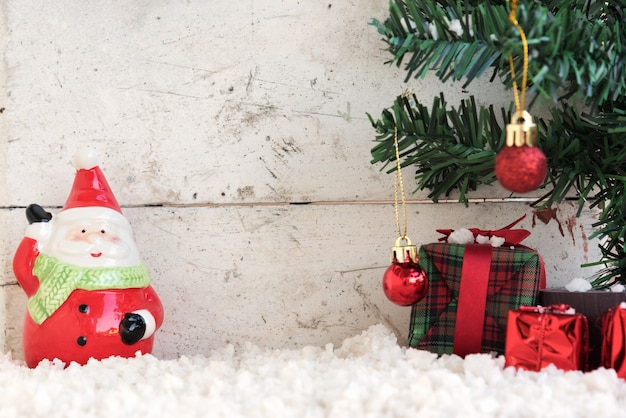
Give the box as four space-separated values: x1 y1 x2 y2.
0 1 600 360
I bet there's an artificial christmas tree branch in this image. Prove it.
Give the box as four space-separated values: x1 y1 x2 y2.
369 93 502 204
372 0 626 110
369 0 626 286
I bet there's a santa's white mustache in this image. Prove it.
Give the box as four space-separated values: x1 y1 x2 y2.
56 239 130 258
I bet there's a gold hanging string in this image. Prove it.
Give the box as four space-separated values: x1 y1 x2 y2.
393 125 408 240
508 0 529 113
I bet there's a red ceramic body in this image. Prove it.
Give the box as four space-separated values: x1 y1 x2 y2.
21 288 163 368
14 236 164 368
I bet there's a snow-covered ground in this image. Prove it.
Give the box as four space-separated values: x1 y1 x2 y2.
1 324 625 418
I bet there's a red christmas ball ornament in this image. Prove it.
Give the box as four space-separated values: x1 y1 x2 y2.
495 110 548 193
382 259 428 306
495 145 548 193
382 237 428 306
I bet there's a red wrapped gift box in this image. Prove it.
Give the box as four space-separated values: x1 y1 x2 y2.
409 217 545 357
505 305 588 372
600 303 626 378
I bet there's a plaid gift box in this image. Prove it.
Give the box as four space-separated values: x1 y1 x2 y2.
505 305 588 372
600 303 626 378
408 217 545 357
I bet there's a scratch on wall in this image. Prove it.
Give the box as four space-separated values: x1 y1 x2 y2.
337 102 351 122
295 316 323 330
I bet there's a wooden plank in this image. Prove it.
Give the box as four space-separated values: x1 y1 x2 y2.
2 0 515 207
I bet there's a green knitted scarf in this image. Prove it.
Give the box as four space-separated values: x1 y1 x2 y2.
28 253 151 325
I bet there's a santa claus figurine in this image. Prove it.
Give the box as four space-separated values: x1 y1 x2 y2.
13 149 164 367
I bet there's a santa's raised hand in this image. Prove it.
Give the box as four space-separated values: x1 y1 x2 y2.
13 149 164 368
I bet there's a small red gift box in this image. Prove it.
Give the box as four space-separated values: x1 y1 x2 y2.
505 305 588 372
600 303 626 378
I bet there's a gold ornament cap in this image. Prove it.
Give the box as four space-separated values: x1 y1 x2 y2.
506 110 537 147
391 236 418 264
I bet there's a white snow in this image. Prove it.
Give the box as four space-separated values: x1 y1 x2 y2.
565 278 594 292
476 234 506 247
447 19 464 37
1 324 626 418
448 229 505 247
401 17 417 33
475 234 491 245
448 228 475 245
425 16 473 41
612 284 626 293
427 22 440 41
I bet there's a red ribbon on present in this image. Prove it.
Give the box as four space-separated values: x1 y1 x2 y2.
453 244 493 357
437 215 531 246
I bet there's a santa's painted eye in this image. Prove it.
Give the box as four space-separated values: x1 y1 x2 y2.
100 229 106 234
81 229 86 234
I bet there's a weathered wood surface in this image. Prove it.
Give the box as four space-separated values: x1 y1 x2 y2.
1 1 514 207
0 1 600 360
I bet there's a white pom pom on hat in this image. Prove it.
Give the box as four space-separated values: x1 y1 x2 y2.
73 148 100 170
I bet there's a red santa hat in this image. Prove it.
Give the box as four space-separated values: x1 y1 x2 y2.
63 149 122 213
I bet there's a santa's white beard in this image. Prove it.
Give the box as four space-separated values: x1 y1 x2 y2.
41 208 143 268
46 238 141 268
60 238 128 256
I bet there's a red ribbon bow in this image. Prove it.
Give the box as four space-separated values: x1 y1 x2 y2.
436 215 531 246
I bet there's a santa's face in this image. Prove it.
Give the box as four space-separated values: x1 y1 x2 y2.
42 207 141 268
